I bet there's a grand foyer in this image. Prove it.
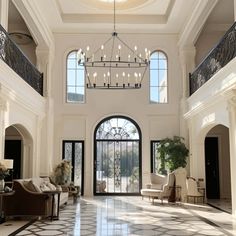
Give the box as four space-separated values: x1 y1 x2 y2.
0 0 236 234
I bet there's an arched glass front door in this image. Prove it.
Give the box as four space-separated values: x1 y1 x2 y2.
94 116 142 195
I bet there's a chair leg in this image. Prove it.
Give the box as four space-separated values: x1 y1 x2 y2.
152 197 154 204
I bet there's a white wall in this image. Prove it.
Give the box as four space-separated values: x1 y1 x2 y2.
185 56 236 215
195 29 225 65
52 33 182 196
0 60 46 178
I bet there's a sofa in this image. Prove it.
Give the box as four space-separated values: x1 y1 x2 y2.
3 177 69 218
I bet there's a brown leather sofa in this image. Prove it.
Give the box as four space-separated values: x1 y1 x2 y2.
3 177 69 218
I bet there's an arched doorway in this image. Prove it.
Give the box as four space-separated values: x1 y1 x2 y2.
204 124 231 213
4 126 23 179
4 124 33 179
94 116 142 195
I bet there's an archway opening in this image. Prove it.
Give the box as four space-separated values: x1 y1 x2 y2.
4 124 33 179
94 116 142 195
204 124 231 213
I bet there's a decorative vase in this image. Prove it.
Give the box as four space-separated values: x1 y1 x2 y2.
0 179 5 192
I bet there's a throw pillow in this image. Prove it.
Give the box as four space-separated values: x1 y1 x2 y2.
46 182 57 191
26 180 41 192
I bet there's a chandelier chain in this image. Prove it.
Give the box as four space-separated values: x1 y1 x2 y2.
113 0 116 32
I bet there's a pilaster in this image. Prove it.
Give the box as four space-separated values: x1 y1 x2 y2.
234 0 236 21
179 46 196 147
36 47 55 176
0 98 8 160
0 0 9 31
227 95 236 217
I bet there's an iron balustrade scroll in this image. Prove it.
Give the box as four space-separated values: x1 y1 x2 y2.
189 22 236 95
0 25 43 95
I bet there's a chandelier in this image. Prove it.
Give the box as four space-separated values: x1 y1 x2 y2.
77 0 150 89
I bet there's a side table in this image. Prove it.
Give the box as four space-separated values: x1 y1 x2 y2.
43 190 61 221
0 191 15 223
68 185 80 203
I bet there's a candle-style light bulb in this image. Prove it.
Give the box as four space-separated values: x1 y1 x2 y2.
107 71 110 85
135 72 138 83
122 72 125 86
116 73 119 86
103 73 106 85
134 46 137 62
118 45 121 61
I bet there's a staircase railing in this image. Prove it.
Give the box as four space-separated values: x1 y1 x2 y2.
189 22 236 95
0 24 43 96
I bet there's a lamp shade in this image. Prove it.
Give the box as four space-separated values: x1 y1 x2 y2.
0 159 14 169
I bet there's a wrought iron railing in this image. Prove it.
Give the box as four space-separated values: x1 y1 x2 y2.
0 25 43 96
189 22 236 95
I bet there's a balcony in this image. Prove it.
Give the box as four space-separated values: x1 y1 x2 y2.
0 24 43 96
189 22 236 95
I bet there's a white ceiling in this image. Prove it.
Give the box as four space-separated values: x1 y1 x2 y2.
8 0 234 36
30 0 198 34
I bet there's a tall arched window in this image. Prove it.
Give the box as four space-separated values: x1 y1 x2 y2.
66 50 85 103
150 51 168 103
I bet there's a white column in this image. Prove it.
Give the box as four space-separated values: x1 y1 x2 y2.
36 48 55 175
0 99 7 160
179 46 196 147
234 0 236 21
228 98 236 217
179 46 196 98
0 0 9 30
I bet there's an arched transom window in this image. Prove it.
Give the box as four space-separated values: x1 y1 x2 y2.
150 50 168 103
66 50 85 103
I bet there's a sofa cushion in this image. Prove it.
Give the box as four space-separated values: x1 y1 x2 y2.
40 183 51 192
25 180 42 192
150 183 163 190
46 182 57 191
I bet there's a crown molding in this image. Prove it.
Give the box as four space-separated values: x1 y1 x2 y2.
178 0 218 49
12 0 54 52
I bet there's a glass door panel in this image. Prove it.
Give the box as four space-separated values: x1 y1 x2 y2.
63 140 84 195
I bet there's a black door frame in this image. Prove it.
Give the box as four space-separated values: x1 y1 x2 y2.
62 140 84 196
94 115 142 196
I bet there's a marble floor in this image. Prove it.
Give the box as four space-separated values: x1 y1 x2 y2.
207 198 232 214
1 196 236 236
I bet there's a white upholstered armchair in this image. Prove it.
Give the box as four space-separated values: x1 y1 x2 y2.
186 177 205 203
146 173 167 190
141 172 175 204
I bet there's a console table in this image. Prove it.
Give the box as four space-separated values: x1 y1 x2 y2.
0 191 15 223
43 190 61 221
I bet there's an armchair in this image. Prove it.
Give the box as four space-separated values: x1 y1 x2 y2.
186 177 204 204
141 172 175 204
146 173 167 190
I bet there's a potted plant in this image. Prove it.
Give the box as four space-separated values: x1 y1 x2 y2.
156 136 189 174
